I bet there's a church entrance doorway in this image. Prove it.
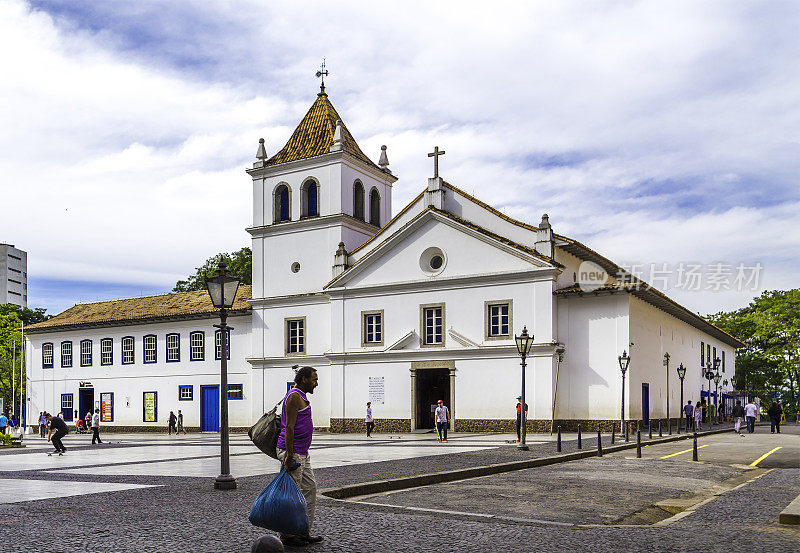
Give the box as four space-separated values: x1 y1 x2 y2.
415 368 450 429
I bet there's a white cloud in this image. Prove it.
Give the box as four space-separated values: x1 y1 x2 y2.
1 0 799 315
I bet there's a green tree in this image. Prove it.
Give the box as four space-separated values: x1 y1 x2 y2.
707 289 800 412
0 310 24 416
0 304 51 326
173 247 252 292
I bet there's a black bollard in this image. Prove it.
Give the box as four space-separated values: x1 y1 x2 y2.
636 430 642 458
658 420 662 437
625 421 630 442
692 433 699 461
649 422 653 439
577 425 582 449
668 418 672 435
597 428 603 457
611 423 616 444
557 426 562 452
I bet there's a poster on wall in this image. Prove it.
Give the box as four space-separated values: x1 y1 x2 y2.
368 376 385 405
100 393 114 422
143 391 157 422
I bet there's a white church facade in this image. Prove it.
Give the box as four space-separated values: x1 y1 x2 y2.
26 89 743 433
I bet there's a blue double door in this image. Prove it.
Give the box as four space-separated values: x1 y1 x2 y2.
200 385 219 432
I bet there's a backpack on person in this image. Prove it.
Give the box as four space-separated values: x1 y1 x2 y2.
248 397 284 459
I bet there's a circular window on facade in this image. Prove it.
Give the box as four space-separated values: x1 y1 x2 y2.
291 262 301 273
419 247 446 275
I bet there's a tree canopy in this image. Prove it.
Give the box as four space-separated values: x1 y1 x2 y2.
0 305 41 416
707 289 799 411
173 247 252 292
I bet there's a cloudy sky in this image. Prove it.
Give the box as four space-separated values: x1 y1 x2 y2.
2 0 798 316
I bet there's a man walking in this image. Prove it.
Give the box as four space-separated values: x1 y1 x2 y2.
45 412 68 455
515 396 528 442
39 412 47 437
91 408 102 444
168 411 178 435
768 400 783 434
435 400 450 442
683 401 694 432
744 399 758 433
0 412 7 434
177 410 187 434
732 400 745 435
276 366 323 547
365 402 374 437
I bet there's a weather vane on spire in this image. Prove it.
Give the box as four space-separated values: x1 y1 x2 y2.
316 58 329 94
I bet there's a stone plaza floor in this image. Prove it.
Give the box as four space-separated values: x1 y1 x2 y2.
0 426 797 552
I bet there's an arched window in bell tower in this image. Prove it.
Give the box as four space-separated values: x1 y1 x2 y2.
353 180 365 221
301 179 319 218
369 187 381 227
273 183 291 223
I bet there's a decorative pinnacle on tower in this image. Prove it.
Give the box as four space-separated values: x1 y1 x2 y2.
316 58 329 95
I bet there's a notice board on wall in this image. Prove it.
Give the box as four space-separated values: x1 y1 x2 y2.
368 376 385 405
100 392 113 422
143 391 157 422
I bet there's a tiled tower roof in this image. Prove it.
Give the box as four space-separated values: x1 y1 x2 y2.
267 93 379 169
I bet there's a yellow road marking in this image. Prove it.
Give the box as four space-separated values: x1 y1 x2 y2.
750 446 782 467
660 444 709 459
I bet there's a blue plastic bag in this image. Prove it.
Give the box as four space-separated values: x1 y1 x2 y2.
249 469 309 536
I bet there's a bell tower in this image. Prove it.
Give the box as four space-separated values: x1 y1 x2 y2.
246 90 397 301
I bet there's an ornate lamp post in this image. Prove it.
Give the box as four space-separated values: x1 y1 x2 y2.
205 260 241 490
618 350 631 430
723 379 728 423
714 370 722 424
663 352 670 433
704 361 715 426
676 363 687 433
550 343 565 435
515 326 534 450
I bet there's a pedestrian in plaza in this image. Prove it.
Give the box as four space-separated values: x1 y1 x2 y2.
365 402 374 437
45 412 68 455
177 410 187 434
84 411 92 432
719 402 726 422
276 366 323 547
168 411 178 435
91 408 102 444
732 400 745 435
684 401 694 432
39 412 47 438
435 400 450 442
0 412 7 434
694 401 702 431
700 398 707 422
744 399 758 433
515 396 528 442
768 400 783 434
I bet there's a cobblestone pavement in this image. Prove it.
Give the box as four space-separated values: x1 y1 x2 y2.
1 425 797 552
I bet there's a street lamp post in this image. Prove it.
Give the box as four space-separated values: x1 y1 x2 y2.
663 352 670 434
723 379 728 424
704 361 714 426
515 326 534 450
618 351 631 432
205 260 241 491
677 363 686 433
550 343 565 435
714 370 722 425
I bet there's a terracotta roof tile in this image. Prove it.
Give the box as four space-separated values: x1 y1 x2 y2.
27 286 252 333
267 94 379 170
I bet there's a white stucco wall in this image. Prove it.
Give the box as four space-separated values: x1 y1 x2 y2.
27 315 252 428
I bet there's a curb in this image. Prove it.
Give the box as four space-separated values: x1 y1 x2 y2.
779 493 800 525
319 425 750 500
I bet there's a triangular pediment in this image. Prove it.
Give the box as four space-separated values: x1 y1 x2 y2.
326 209 555 289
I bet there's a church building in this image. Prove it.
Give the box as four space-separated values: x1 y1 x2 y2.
25 86 743 433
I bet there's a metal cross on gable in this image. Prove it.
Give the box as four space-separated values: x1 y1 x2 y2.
428 146 446 178
316 58 329 94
